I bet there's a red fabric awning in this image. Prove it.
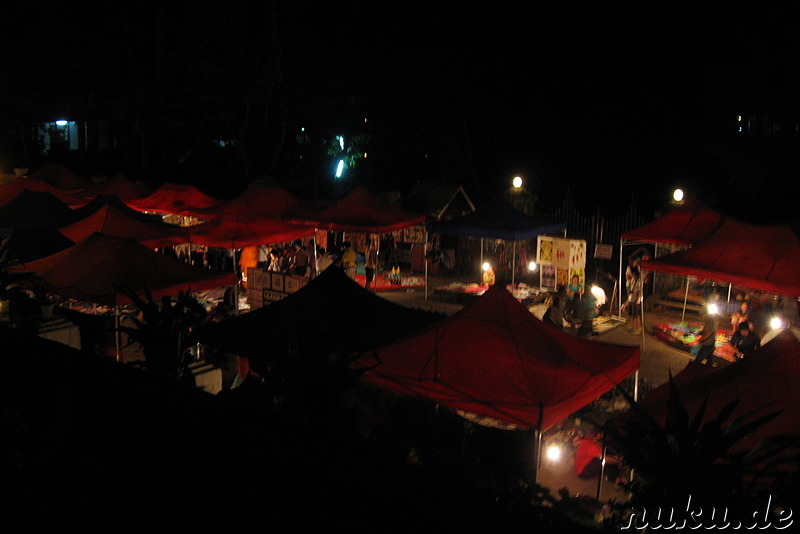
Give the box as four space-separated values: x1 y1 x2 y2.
128 183 223 216
641 218 800 297
96 173 153 202
636 329 800 453
299 186 425 233
194 185 320 222
188 218 315 249
59 204 192 248
351 284 640 430
621 196 725 246
13 232 235 305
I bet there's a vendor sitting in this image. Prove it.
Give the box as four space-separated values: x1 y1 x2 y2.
566 274 583 300
729 321 761 360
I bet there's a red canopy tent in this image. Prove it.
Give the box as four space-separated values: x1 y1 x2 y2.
641 217 800 298
128 183 223 217
299 186 425 233
58 204 192 248
13 232 235 306
617 197 726 318
352 283 640 431
620 196 725 247
96 173 153 203
194 185 320 222
0 177 49 206
31 163 96 191
636 329 800 454
187 218 315 249
0 176 95 208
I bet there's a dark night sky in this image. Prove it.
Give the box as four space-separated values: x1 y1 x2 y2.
5 3 800 220
289 4 800 219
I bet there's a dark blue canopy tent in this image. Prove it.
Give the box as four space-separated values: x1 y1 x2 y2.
427 197 567 242
426 196 567 286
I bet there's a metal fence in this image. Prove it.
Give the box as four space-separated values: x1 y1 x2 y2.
537 199 648 283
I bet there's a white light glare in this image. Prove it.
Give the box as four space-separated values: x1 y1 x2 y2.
591 285 607 306
55 120 68 126
335 159 345 179
512 176 523 188
770 317 784 330
546 444 562 462
528 261 537 271
707 303 719 315
482 262 491 272
673 188 684 202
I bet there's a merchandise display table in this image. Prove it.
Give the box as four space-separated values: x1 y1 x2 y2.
652 321 737 363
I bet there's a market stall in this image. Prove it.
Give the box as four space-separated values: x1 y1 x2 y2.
292 186 426 290
426 196 567 300
638 216 800 362
59 204 193 248
128 182 224 226
196 267 444 381
350 283 640 484
11 232 237 361
619 196 725 317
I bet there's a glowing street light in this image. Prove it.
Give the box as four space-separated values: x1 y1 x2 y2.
512 176 523 189
335 159 345 179
673 188 684 202
545 444 562 462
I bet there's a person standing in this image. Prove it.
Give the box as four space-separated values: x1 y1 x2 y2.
694 313 719 366
625 267 643 334
364 237 379 290
315 246 333 273
730 300 752 335
341 241 358 279
291 240 309 277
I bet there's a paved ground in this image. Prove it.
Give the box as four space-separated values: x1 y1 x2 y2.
378 274 701 501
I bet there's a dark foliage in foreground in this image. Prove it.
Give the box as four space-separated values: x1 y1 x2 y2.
1 325 601 533
603 375 800 530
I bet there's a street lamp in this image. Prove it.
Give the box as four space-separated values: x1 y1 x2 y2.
512 176 523 189
672 188 684 202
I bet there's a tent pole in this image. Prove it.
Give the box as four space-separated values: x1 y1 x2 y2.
640 291 646 350
312 230 319 278
114 305 121 362
596 427 608 501
533 403 544 485
424 229 429 300
480 238 484 282
727 283 732 303
682 276 690 322
633 369 639 402
512 241 516 286
619 239 624 317
232 248 239 316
